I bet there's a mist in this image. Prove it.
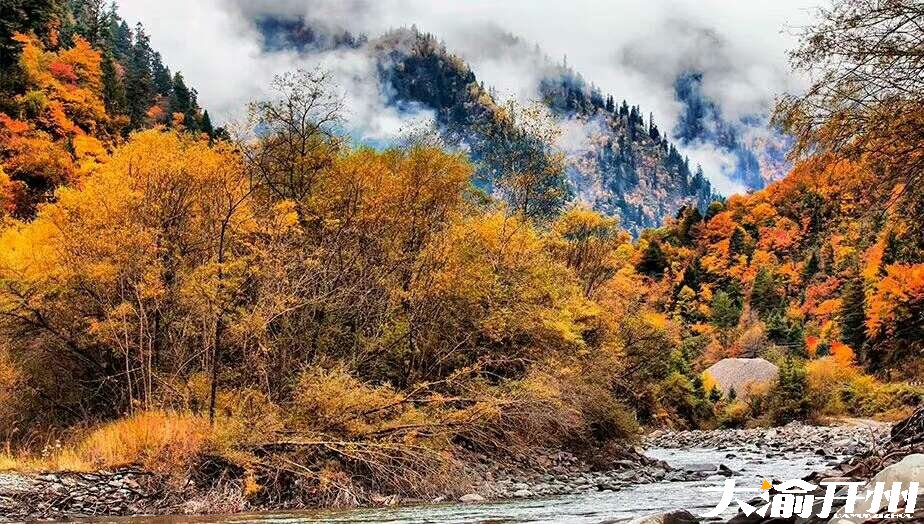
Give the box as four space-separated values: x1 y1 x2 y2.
116 0 819 195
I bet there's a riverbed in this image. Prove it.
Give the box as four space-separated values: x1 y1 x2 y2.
90 445 840 523
15 422 886 524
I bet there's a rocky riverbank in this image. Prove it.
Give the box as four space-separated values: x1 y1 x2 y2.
723 409 924 524
0 421 899 521
645 420 890 458
0 468 170 520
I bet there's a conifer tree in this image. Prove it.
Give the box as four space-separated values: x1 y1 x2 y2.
636 239 668 277
107 14 133 62
199 109 214 137
839 274 867 357
151 51 172 96
100 50 126 115
125 22 154 129
711 290 741 329
751 266 782 318
729 226 754 258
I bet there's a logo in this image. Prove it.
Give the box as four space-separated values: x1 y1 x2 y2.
702 479 919 519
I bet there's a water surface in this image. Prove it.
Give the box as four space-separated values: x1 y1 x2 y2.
92 445 836 523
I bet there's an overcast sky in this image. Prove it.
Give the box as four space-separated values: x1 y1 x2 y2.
118 0 821 194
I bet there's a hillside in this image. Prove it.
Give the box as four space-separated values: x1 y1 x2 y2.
0 0 920 518
0 1 217 218
259 21 715 233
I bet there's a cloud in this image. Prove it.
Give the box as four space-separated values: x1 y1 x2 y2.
116 0 818 193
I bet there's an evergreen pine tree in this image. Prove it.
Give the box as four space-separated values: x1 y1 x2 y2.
169 71 192 116
711 291 741 329
803 251 820 281
751 266 782 318
100 51 126 115
125 22 155 129
69 0 106 45
839 274 867 356
151 51 172 96
107 14 133 62
771 358 809 423
636 239 668 277
199 109 214 137
729 226 754 258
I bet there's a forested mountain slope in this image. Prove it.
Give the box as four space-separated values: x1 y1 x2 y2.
260 21 715 233
0 0 217 218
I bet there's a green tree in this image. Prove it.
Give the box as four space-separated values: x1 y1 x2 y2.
751 267 783 319
110 17 132 58
125 22 154 129
839 274 867 358
100 50 126 115
704 200 724 221
770 358 809 423
199 109 214 138
636 239 668 277
729 226 754 258
151 51 172 96
711 290 741 329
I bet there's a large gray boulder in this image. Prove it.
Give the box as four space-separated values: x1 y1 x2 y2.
704 358 778 396
828 454 924 524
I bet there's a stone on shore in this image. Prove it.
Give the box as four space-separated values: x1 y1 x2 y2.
625 508 699 523
459 493 485 503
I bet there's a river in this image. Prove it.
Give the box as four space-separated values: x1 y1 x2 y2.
101 444 839 523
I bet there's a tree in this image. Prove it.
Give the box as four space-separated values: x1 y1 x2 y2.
839 274 867 358
151 51 172 96
485 100 570 222
774 0 924 208
242 68 343 221
549 207 627 297
636 239 668 277
729 226 754 259
107 15 133 61
100 50 126 116
711 291 741 329
0 0 62 69
751 267 782 319
168 71 198 131
68 0 105 45
199 109 214 138
770 357 809 423
125 22 154 129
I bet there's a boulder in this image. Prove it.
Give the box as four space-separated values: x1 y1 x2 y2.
459 493 485 503
828 454 924 524
625 508 699 524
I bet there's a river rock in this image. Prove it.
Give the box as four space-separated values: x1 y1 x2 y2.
625 508 699 523
459 493 485 503
512 488 533 497
828 454 924 524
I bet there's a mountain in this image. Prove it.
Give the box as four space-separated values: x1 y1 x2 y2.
673 71 790 190
257 19 716 234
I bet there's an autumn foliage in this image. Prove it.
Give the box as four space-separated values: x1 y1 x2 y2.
0 0 921 506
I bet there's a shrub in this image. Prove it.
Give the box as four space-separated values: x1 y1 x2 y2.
768 358 809 424
718 400 751 428
805 356 859 416
74 411 212 475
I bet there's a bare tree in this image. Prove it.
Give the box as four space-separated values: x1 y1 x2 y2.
242 68 344 219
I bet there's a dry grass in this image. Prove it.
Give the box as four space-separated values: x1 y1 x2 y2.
1 410 213 475
76 410 212 474
0 451 17 471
